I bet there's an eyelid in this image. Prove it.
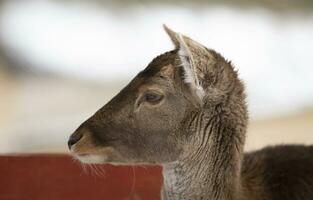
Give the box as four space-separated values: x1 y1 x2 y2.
144 92 163 102
136 90 163 108
145 90 163 96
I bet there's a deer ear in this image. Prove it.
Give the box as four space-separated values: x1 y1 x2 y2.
163 25 205 101
163 24 180 48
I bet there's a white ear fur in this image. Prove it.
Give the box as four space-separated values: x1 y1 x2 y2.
177 34 205 101
163 25 205 101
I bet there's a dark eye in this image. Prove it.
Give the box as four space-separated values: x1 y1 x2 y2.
144 92 163 104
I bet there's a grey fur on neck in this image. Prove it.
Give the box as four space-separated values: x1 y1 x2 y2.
162 107 246 200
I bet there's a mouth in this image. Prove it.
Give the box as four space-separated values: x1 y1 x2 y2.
70 144 115 164
73 153 109 164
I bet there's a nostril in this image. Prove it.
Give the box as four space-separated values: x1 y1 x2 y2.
68 133 83 149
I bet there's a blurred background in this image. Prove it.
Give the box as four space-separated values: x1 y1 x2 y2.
0 0 312 154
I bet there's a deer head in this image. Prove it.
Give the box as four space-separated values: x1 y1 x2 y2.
68 26 247 169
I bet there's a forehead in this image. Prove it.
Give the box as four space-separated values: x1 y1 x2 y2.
125 50 180 92
139 50 178 79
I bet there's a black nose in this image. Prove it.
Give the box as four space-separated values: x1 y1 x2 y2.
68 132 83 149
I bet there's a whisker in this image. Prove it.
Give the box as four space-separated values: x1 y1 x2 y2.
94 164 107 177
71 156 88 176
93 164 102 177
89 164 100 178
128 165 136 199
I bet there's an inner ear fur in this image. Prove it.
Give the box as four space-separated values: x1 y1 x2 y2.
164 25 210 101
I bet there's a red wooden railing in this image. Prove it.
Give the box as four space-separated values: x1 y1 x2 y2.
0 154 163 200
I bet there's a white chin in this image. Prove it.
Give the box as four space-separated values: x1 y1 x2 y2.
75 154 107 164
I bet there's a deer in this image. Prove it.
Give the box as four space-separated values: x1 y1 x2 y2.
68 25 313 200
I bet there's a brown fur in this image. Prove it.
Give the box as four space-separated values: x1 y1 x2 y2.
68 26 313 200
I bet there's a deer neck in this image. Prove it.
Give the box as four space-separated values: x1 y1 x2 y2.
161 110 246 200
